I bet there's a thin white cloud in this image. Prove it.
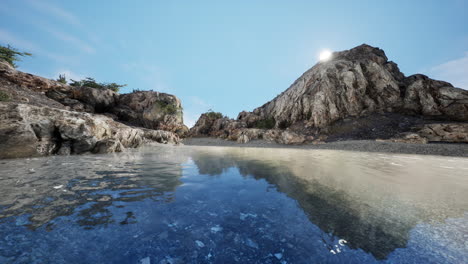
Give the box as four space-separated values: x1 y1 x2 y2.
426 52 468 90
26 0 102 50
27 0 82 28
0 28 38 51
39 24 95 54
0 28 70 64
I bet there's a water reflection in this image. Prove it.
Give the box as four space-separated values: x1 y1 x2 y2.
0 147 186 229
0 145 467 263
189 148 468 260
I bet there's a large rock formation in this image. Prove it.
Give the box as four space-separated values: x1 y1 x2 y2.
112 91 187 135
0 103 179 159
0 61 188 135
0 60 186 158
190 44 468 144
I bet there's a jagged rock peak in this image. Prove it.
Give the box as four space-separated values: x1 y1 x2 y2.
189 44 468 144
329 44 389 64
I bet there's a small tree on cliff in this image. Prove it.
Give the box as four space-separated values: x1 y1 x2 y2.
0 44 32 68
69 77 126 92
57 74 67 84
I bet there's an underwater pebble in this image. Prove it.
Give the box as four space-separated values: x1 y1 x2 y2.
195 240 205 248
210 225 223 233
274 253 283 259
139 256 150 264
245 238 259 249
240 213 258 220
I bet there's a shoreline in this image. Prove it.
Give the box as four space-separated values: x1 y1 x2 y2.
182 137 468 157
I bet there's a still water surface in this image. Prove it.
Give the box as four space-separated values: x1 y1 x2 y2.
0 145 467 263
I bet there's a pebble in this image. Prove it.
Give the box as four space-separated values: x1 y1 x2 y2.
274 253 283 259
195 240 205 248
210 225 223 233
139 257 150 264
245 238 259 249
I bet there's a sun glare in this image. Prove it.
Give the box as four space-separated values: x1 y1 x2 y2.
319 50 332 61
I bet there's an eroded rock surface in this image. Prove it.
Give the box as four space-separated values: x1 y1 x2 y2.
0 103 180 159
0 60 187 158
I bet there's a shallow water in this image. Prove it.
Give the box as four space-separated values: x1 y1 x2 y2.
0 145 467 264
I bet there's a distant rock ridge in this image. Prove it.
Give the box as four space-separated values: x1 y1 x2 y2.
0 60 186 158
190 44 468 144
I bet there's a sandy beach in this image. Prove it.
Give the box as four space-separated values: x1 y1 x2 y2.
183 137 468 157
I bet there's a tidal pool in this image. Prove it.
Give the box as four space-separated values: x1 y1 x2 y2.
0 145 467 263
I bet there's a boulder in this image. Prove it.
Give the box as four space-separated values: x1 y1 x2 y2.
113 91 187 135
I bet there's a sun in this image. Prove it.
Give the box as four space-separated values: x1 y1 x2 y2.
319 50 332 61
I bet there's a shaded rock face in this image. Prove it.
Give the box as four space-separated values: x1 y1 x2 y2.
190 44 468 144
113 91 188 136
0 103 180 159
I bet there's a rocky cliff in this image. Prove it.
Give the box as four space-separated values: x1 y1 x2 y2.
190 44 468 144
0 61 186 158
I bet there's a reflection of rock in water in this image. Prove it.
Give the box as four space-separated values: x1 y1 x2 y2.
0 148 185 230
191 152 412 259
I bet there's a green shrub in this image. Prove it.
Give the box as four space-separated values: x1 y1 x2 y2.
57 74 67 84
0 91 10 102
70 77 126 92
205 111 224 119
253 117 276 129
156 101 179 115
0 44 32 68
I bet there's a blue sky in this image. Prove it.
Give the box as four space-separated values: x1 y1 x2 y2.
1 0 467 127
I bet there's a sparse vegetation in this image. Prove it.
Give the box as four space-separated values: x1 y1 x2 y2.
0 91 10 102
0 44 32 68
278 120 291 129
205 110 224 119
70 77 126 92
57 74 67 84
253 117 276 129
156 101 179 115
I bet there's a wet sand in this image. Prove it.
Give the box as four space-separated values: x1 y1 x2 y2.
183 137 468 157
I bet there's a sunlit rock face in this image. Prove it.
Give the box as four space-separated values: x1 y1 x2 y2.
0 59 188 158
0 103 180 159
189 44 468 143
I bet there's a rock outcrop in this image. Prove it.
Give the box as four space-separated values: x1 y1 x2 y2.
112 91 188 136
0 103 179 159
0 60 186 158
190 44 468 144
0 60 187 134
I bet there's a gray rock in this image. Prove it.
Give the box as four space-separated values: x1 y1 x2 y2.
189 44 468 144
0 103 180 159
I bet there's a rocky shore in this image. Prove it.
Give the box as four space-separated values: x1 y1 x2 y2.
189 44 468 147
1 44 467 159
183 137 468 157
0 60 186 159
